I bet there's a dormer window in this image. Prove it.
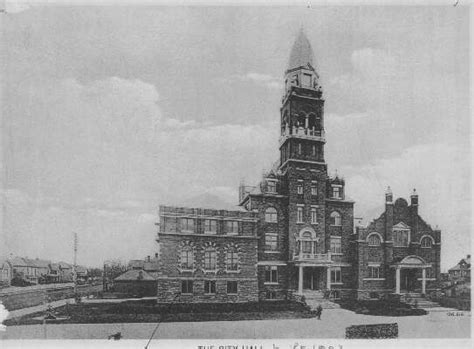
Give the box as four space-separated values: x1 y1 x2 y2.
267 180 276 193
332 186 341 199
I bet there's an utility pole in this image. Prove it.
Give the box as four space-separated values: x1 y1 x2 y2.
73 232 78 297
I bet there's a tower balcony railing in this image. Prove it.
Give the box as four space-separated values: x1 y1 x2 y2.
293 252 332 264
279 126 325 145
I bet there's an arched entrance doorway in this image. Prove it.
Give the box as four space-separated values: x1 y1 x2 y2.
392 255 431 294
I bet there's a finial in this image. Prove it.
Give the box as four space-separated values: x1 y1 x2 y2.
386 186 392 194
412 188 417 196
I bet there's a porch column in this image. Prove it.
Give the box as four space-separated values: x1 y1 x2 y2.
326 266 331 290
421 268 426 294
298 265 303 295
395 267 401 294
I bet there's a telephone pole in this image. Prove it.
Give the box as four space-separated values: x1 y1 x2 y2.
73 232 78 296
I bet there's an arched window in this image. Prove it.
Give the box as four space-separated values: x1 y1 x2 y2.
180 245 194 270
330 211 342 226
367 233 382 246
226 247 239 271
203 247 217 270
421 236 433 248
265 207 278 223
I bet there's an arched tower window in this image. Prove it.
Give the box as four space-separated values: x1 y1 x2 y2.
367 233 382 246
265 207 278 223
421 236 433 248
330 211 342 226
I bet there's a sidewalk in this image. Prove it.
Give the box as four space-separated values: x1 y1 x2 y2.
5 298 76 319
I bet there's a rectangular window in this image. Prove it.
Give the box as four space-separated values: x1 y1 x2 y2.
204 219 217 234
393 230 409 247
369 266 381 279
227 281 238 294
204 280 216 294
302 73 312 87
297 184 303 195
297 207 303 223
302 240 313 254
181 218 194 232
330 237 342 254
332 187 341 199
312 144 316 156
226 221 239 235
298 143 302 155
331 268 342 283
181 280 193 294
311 185 317 196
267 181 276 193
311 208 317 224
265 266 278 283
265 234 278 251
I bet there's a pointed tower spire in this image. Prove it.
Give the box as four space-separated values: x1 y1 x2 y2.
287 29 315 72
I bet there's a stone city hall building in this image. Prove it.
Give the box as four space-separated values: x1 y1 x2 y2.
155 31 441 303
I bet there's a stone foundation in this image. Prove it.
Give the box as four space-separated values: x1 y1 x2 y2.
157 278 258 303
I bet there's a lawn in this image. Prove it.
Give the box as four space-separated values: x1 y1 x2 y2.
5 299 316 325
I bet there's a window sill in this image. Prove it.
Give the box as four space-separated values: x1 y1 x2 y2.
331 253 343 255
331 282 343 285
363 278 386 281
203 231 217 235
417 278 437 281
264 282 279 285
202 269 218 274
264 251 280 254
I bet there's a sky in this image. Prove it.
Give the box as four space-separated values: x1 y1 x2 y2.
0 5 471 271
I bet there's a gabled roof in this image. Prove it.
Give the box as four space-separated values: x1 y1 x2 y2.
114 269 156 281
49 263 60 271
58 262 71 269
143 261 159 271
30 258 51 268
10 257 27 267
128 260 145 269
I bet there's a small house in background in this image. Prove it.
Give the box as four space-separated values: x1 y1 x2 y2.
448 255 471 283
58 262 73 282
113 269 158 297
76 265 88 283
0 258 12 288
48 263 61 283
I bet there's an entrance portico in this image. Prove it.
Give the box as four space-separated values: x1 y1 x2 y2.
392 256 431 294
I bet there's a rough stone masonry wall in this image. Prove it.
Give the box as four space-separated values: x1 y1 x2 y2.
156 278 258 303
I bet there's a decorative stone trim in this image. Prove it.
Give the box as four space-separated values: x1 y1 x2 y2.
257 261 287 266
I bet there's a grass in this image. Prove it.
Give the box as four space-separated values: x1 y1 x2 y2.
5 299 316 326
336 299 427 317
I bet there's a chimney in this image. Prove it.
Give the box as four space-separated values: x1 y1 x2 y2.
385 186 393 205
147 255 150 262
410 188 419 206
